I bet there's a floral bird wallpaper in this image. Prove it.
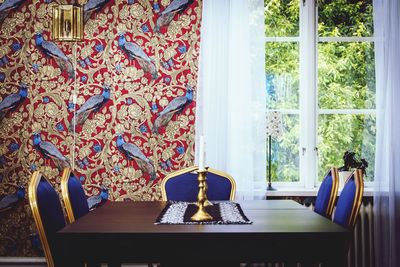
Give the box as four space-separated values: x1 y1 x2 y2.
0 0 202 256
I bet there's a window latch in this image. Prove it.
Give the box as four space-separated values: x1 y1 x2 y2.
314 147 319 156
302 147 306 156
302 0 306 6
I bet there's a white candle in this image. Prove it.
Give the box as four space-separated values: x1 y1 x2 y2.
198 136 205 171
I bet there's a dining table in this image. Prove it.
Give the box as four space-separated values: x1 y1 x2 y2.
54 200 349 267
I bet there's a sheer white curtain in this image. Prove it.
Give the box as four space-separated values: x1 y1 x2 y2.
195 0 266 200
373 0 400 266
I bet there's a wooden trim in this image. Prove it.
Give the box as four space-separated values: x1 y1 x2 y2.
0 257 46 266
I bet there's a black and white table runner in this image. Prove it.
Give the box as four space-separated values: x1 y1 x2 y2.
155 201 252 225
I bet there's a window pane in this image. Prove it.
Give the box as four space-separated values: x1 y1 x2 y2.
266 42 299 109
318 0 373 37
318 42 375 109
270 114 300 182
317 114 375 182
265 0 299 37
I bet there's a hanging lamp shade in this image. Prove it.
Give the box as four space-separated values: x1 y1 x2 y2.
52 5 83 41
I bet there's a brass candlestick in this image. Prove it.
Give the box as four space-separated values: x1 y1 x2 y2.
195 168 213 207
203 170 213 207
191 170 213 221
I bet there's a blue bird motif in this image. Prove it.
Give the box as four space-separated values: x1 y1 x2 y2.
0 83 28 123
118 34 158 80
0 185 24 212
33 133 71 171
116 134 156 180
30 233 42 252
68 85 111 132
87 186 108 210
0 0 26 24
153 85 193 134
84 0 110 23
35 32 75 79
155 0 193 33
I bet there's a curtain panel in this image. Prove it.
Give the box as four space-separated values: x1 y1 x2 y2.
373 0 400 266
196 0 266 200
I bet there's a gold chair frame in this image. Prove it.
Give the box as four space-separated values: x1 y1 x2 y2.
60 167 76 224
326 167 339 218
161 165 236 201
28 171 57 267
347 168 364 227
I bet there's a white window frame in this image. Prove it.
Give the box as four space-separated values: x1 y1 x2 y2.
265 0 375 189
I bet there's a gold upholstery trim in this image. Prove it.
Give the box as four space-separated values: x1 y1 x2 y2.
28 171 55 267
61 167 76 224
161 166 236 201
326 167 339 218
349 169 364 227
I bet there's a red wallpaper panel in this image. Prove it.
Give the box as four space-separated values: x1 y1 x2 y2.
0 0 202 256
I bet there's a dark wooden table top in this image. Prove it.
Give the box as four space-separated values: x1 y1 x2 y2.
56 200 349 266
58 200 345 234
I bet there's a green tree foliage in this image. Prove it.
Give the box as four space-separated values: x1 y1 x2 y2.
265 0 299 36
265 0 375 182
318 0 373 37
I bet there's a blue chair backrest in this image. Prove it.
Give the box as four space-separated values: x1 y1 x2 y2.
67 174 89 220
37 177 66 239
162 166 236 201
29 171 66 267
333 169 364 228
61 168 89 223
314 168 339 218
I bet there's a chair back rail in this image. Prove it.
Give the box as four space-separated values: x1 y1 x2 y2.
161 166 236 201
314 167 339 218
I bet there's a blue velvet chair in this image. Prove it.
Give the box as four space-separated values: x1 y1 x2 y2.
161 166 236 201
314 167 339 218
29 171 66 267
61 168 90 223
333 169 364 228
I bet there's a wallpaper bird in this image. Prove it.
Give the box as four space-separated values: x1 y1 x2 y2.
69 85 111 132
35 32 75 79
155 0 194 33
153 85 193 134
116 134 156 180
87 186 108 210
83 0 110 23
33 133 71 171
0 83 28 123
0 0 26 25
0 185 25 212
118 33 158 80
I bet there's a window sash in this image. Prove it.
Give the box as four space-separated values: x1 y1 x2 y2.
265 0 375 188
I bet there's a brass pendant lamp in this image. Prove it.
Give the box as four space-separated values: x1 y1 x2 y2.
52 4 83 41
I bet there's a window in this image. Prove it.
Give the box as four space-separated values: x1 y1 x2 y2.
265 0 375 187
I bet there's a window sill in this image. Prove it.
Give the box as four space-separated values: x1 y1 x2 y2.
264 187 374 197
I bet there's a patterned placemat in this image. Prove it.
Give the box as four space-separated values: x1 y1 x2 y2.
155 201 252 224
